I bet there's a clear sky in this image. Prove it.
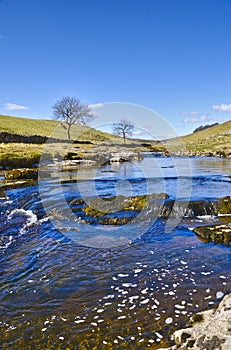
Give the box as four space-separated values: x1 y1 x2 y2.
0 0 231 136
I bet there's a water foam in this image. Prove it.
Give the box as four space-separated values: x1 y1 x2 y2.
7 208 38 235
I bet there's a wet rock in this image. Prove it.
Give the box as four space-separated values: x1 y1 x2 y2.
110 152 142 163
218 196 231 215
0 179 37 190
71 151 110 165
69 195 230 227
62 159 97 167
84 195 125 217
64 152 83 160
83 193 168 219
0 188 7 199
159 293 231 350
5 168 38 180
193 224 231 245
160 199 217 218
99 216 132 225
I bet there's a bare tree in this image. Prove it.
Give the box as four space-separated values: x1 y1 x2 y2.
52 96 93 141
112 119 134 143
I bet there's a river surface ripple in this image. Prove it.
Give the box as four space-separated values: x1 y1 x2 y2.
0 156 231 349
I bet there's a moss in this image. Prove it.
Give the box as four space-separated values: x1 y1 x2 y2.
0 152 41 169
218 196 231 214
124 195 147 210
64 152 83 160
146 144 168 153
83 193 168 219
84 196 125 217
5 168 38 180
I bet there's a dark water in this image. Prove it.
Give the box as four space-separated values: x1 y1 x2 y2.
0 156 231 349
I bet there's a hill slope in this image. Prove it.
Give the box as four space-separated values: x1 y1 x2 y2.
0 114 119 142
166 120 231 157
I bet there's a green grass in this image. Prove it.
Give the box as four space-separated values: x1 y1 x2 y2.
165 120 231 155
0 115 58 137
0 143 43 168
0 114 120 142
0 114 143 169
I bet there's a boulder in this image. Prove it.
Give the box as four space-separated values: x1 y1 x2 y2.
158 293 231 350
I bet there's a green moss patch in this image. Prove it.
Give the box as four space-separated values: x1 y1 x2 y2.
5 168 38 180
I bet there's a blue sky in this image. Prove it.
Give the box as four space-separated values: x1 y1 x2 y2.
0 0 231 136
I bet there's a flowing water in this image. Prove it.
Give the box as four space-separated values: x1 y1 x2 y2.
0 156 231 349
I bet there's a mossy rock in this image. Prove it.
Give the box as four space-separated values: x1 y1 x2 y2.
99 217 131 225
64 152 83 160
84 195 125 217
83 152 110 165
0 188 7 199
82 193 168 220
193 224 231 245
123 195 147 210
5 168 38 180
218 196 231 214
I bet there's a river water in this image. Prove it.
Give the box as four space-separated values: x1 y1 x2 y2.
0 156 231 349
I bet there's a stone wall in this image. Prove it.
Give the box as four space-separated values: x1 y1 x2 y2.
0 132 93 144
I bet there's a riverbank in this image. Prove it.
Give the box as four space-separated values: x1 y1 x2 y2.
0 137 165 170
1 139 231 171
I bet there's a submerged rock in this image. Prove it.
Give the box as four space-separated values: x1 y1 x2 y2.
158 293 231 350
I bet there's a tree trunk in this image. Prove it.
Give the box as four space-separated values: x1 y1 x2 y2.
123 132 126 144
67 124 71 141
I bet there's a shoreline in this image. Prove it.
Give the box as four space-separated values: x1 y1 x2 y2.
0 144 230 171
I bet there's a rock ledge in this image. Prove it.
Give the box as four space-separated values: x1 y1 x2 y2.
158 293 231 350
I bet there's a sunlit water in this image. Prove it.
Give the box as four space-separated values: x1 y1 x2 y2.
0 156 231 349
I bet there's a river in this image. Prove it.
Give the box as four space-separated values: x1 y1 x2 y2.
0 156 231 349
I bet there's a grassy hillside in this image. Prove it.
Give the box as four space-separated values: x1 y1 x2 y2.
0 114 142 169
0 114 119 142
166 120 231 156
0 115 58 137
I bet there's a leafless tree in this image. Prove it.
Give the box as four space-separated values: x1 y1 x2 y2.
113 119 134 143
52 96 93 141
